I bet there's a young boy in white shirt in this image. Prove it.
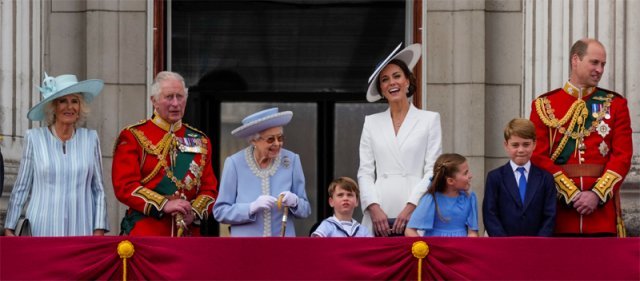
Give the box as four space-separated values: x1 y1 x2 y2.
312 177 372 237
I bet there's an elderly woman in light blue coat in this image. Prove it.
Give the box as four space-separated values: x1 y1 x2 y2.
213 108 311 237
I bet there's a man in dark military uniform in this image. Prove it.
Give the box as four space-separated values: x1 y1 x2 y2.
530 38 632 237
113 71 218 236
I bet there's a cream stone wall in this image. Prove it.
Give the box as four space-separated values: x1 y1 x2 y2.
0 0 149 235
1 0 637 236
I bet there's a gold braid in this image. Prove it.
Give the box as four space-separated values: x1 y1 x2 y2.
535 98 585 160
534 94 613 161
130 128 174 184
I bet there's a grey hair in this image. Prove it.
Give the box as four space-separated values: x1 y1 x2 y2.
244 128 285 144
150 71 189 99
43 94 90 126
246 133 261 144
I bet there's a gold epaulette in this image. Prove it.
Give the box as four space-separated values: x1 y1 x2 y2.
597 88 623 99
553 172 579 204
112 119 150 156
538 89 560 98
184 123 208 138
592 170 622 202
124 119 149 131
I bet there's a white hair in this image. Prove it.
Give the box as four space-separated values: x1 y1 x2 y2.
245 128 285 144
150 71 189 99
246 133 261 144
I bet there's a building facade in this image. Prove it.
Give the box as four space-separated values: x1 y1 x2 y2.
1 0 638 236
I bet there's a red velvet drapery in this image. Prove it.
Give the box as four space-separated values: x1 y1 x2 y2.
1 237 638 280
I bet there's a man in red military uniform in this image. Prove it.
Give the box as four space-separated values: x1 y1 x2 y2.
113 71 218 236
530 38 632 237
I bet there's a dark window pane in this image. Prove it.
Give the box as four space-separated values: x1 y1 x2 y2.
334 103 387 222
172 0 404 93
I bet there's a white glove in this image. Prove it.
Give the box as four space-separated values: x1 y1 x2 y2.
249 195 277 215
279 191 299 208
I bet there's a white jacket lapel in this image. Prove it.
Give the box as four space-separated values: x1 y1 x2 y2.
396 105 419 149
380 109 406 171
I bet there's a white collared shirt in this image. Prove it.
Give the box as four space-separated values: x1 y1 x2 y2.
509 160 531 183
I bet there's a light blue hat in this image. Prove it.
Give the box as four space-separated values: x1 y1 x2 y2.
366 43 422 102
27 73 104 121
231 107 293 138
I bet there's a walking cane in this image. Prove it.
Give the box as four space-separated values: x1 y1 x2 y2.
278 194 289 237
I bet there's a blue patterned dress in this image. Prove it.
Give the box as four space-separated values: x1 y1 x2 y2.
407 191 478 237
4 127 109 236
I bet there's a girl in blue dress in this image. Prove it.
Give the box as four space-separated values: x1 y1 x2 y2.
405 153 479 237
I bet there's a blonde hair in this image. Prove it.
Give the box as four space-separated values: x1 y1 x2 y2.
328 176 360 199
504 118 536 141
43 94 89 126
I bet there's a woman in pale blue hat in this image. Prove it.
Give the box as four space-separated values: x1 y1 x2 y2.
358 44 443 237
213 108 311 237
3 73 109 236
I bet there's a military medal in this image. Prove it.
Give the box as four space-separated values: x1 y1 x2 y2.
596 121 610 138
591 104 600 118
189 161 202 177
599 141 609 157
177 137 204 153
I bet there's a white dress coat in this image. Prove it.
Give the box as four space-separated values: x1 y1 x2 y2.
357 104 442 230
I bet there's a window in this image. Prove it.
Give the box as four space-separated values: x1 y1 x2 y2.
170 0 406 236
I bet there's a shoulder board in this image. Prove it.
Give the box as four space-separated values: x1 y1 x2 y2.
596 87 624 99
123 119 149 131
537 88 563 99
184 123 208 138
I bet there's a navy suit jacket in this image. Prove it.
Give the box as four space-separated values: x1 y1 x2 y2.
483 162 556 236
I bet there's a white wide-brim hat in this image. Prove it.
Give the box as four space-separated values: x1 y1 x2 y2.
231 107 293 139
27 73 104 121
366 43 422 102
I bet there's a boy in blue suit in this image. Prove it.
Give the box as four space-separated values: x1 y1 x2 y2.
483 118 556 236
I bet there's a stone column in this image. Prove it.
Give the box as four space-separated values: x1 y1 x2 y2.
0 0 42 223
84 0 149 234
426 0 487 231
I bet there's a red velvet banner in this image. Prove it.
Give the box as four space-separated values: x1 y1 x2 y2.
1 237 638 280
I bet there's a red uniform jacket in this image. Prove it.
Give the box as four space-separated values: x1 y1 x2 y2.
112 116 218 236
530 82 632 235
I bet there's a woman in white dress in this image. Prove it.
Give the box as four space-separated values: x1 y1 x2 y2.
3 73 109 236
358 44 443 236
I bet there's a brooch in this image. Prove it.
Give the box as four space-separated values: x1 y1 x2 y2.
599 141 609 157
282 156 291 168
596 121 611 138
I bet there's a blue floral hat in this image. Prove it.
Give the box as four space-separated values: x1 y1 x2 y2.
366 43 422 102
27 73 104 121
231 107 293 138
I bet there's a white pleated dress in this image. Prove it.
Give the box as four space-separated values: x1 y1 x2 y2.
4 127 109 236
